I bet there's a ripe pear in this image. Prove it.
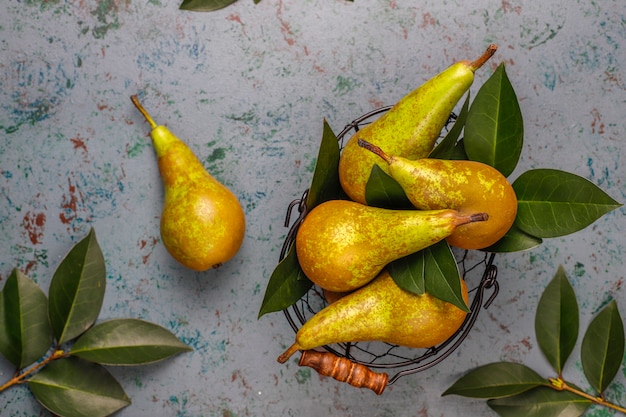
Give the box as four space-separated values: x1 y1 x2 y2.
131 95 245 271
358 139 517 250
323 288 353 304
339 45 498 204
277 270 469 363
295 199 487 292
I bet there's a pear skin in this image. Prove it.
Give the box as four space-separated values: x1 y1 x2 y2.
295 199 487 292
131 95 245 271
323 288 353 304
358 139 517 250
339 45 497 204
277 270 469 363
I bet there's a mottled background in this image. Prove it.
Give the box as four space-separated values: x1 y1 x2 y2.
1 0 625 416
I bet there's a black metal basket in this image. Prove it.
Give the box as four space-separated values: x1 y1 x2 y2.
279 106 500 392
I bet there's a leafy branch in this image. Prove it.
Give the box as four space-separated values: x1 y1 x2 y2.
0 228 192 417
549 377 626 414
443 265 626 417
179 0 352 12
179 0 243 12
0 349 68 392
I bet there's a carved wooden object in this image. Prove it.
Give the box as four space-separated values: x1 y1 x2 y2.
299 350 389 395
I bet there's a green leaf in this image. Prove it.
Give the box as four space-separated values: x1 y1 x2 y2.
483 224 543 253
389 241 469 312
424 241 469 312
387 252 426 295
305 120 345 210
429 94 470 160
513 169 622 238
179 0 237 12
464 63 523 177
487 386 591 417
259 121 342 318
581 300 625 393
449 138 469 160
364 165 413 209
28 357 131 417
535 266 579 375
71 319 192 365
49 228 106 344
443 362 546 398
0 269 53 368
258 245 313 318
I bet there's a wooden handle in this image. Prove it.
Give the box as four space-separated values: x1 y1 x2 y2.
299 350 389 395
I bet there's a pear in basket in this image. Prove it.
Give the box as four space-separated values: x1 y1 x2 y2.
277 270 469 363
295 199 487 292
358 139 517 250
338 45 498 204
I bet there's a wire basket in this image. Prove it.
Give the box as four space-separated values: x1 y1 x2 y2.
279 106 500 394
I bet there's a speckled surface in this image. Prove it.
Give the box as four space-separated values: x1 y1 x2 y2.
1 1 625 416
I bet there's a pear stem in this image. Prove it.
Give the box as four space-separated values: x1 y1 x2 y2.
130 95 158 129
277 343 301 364
357 139 392 164
455 212 489 227
469 44 498 72
469 212 489 223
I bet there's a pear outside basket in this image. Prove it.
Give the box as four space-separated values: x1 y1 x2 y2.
279 106 500 394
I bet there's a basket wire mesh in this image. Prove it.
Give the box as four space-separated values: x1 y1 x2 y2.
279 106 500 387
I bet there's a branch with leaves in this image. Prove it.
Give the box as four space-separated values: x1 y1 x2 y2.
0 228 192 417
443 265 626 416
179 0 353 12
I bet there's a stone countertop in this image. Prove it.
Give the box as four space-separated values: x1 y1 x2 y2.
1 1 625 416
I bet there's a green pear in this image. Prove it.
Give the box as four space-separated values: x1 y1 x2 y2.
358 139 518 250
277 269 469 363
339 45 498 204
131 95 245 271
295 199 487 292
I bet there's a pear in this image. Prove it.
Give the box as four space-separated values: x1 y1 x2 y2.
323 288 353 304
131 95 245 271
339 45 498 204
277 270 469 363
358 139 517 250
295 199 487 292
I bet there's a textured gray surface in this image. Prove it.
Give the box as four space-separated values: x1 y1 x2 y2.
1 1 625 416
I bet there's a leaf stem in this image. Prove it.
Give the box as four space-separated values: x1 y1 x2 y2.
549 377 626 414
0 349 68 393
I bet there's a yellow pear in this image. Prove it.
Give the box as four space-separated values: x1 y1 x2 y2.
358 139 517 249
339 45 497 204
278 270 469 363
131 95 245 271
295 199 487 292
